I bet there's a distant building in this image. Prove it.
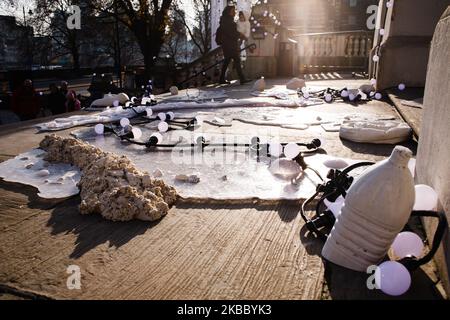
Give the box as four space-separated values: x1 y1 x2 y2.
0 15 33 71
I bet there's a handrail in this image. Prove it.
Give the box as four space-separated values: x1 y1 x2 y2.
177 43 257 88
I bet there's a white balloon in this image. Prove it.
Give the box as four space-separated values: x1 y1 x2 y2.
158 121 169 133
414 184 438 211
398 83 406 91
120 118 130 127
146 108 153 117
94 124 104 135
392 232 424 259
325 94 333 103
375 261 411 296
131 127 142 140
375 92 383 100
269 142 283 157
284 143 301 159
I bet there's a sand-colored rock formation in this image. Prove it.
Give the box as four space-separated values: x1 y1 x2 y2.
39 135 178 222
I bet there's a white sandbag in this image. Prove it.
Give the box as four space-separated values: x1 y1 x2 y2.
286 78 306 91
340 120 412 144
252 77 266 92
91 93 130 107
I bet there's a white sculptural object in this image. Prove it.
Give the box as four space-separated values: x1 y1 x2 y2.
90 93 130 108
286 78 306 91
340 120 411 144
253 76 266 92
170 86 179 95
322 146 415 272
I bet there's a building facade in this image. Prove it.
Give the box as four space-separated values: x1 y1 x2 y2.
0 15 33 71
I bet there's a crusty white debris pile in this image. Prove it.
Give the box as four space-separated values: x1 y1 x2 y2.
39 135 178 222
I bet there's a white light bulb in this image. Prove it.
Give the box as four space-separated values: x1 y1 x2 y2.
151 132 163 144
398 83 406 91
391 232 424 259
158 121 169 133
264 32 268 36
146 108 153 117
158 112 167 121
375 261 411 296
131 127 142 140
94 124 104 135
341 90 349 98
375 92 382 100
414 184 438 211
325 94 333 103
269 142 283 157
252 28 256 33
167 112 175 120
113 100 119 107
373 55 380 62
120 118 130 127
257 23 261 27
284 142 301 159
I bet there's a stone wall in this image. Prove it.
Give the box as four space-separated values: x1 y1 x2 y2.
416 6 450 296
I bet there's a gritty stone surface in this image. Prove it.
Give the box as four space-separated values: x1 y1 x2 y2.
39 134 178 222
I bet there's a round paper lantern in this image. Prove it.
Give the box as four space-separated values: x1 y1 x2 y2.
413 184 438 211
269 142 283 157
375 261 411 296
158 121 169 133
284 143 301 159
131 127 142 140
120 118 130 127
94 124 104 135
392 232 424 259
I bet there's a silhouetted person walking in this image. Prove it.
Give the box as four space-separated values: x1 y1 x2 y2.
217 5 250 85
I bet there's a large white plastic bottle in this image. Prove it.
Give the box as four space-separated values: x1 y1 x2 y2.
321 146 415 272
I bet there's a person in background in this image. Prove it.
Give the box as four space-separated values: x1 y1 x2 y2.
66 90 81 112
218 5 250 85
60 81 69 97
47 83 66 115
11 79 41 121
236 11 251 65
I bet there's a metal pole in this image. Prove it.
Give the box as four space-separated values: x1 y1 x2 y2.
114 0 123 88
